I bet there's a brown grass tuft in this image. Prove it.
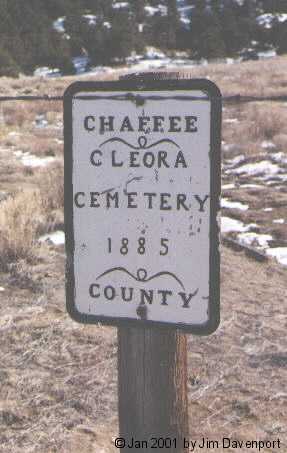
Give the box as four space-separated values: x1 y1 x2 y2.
2 104 34 127
273 132 287 151
0 191 44 268
38 163 64 212
245 103 287 141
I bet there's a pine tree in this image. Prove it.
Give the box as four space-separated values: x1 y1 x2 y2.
131 0 147 24
64 14 87 56
83 21 111 65
43 0 82 19
83 0 113 17
0 46 20 77
190 1 226 59
272 21 287 54
3 0 286 77
235 0 260 52
130 0 148 53
260 0 287 13
106 10 136 62
220 3 247 55
167 0 180 49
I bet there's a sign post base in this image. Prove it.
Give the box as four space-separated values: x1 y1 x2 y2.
118 326 189 452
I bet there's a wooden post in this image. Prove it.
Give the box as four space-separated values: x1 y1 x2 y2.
118 72 189 453
118 327 188 451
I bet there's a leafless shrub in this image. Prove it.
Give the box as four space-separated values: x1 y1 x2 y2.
0 164 64 268
3 104 34 127
22 166 34 177
8 261 43 293
273 133 287 151
245 104 287 141
0 190 43 268
21 135 58 157
38 163 64 212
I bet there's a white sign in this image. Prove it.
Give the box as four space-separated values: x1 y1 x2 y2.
64 80 221 334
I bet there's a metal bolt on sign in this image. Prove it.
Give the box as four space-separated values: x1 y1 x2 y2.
64 71 221 452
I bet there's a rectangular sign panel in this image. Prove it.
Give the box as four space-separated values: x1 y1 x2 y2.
64 79 221 334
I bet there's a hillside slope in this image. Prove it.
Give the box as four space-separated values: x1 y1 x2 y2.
0 56 286 452
1 0 287 76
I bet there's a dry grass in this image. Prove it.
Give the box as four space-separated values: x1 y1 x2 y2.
37 163 64 212
221 101 287 160
22 135 61 158
0 55 286 99
2 104 36 128
180 56 287 97
1 100 62 129
273 132 287 150
244 103 287 141
0 162 64 269
0 190 43 268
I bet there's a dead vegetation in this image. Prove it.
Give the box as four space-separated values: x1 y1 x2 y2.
0 162 63 271
0 191 43 269
222 102 287 156
0 54 286 98
0 57 286 452
37 163 64 212
244 103 287 142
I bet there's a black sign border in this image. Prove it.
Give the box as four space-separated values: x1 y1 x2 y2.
64 78 221 335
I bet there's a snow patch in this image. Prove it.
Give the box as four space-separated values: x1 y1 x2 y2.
257 13 287 29
271 152 287 164
237 232 272 249
257 49 277 59
144 5 167 16
225 155 245 168
178 4 193 28
228 160 280 177
113 2 130 10
83 14 97 26
221 217 256 233
89 65 114 75
145 47 167 60
222 143 241 153
224 118 239 124
261 140 276 150
127 58 170 71
72 56 90 74
264 173 287 184
240 184 264 189
35 114 48 128
267 248 287 266
39 231 65 246
222 183 236 190
221 198 249 211
53 17 65 33
33 67 61 78
14 150 56 168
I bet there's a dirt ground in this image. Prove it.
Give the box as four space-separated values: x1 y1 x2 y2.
0 244 286 452
0 57 287 452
